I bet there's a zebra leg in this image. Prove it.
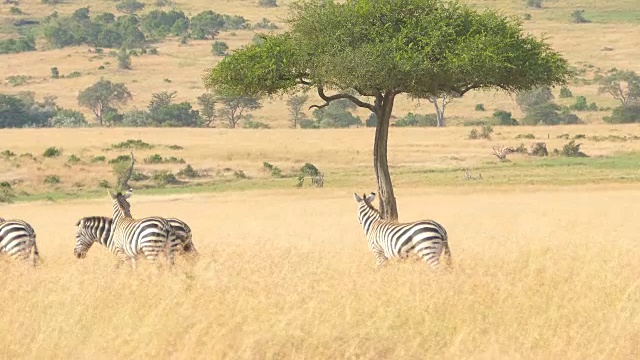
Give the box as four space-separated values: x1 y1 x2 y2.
374 250 387 269
130 257 137 271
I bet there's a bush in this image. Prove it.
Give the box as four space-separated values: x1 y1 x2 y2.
526 0 542 8
258 0 277 7
131 171 150 181
177 164 199 178
9 6 23 15
44 175 61 184
515 133 535 139
211 41 229 56
50 67 60 79
559 86 573 98
587 102 598 111
43 147 61 158
569 96 588 111
152 171 179 185
300 163 319 177
523 13 532 20
111 139 154 149
530 142 549 156
92 156 106 163
0 36 36 55
469 125 493 140
118 50 132 70
395 113 437 127
253 18 278 30
243 120 270 129
474 104 486 111
98 179 110 188
233 170 247 179
604 105 640 124
561 140 588 157
493 110 518 126
108 155 132 164
571 10 590 24
263 162 282 177
167 144 183 150
67 155 81 164
1 150 16 158
145 154 163 164
299 118 319 129
66 71 81 78
0 182 16 203
49 109 88 128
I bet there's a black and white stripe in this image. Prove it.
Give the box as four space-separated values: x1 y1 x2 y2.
74 216 196 259
108 190 175 269
0 218 39 266
353 192 451 269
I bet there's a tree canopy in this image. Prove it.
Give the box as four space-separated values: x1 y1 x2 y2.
204 0 571 219
78 79 132 126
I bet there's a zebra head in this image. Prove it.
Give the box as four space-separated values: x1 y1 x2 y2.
353 192 378 224
107 189 133 218
74 217 99 259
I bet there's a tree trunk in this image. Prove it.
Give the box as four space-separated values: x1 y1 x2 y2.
373 92 398 221
431 97 445 127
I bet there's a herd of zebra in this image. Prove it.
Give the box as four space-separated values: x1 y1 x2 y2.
0 189 452 270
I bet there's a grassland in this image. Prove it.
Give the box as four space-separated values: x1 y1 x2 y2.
1 0 640 126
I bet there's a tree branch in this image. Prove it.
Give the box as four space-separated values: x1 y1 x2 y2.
121 151 135 191
309 86 376 112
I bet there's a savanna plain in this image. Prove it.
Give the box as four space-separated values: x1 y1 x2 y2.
2 0 640 359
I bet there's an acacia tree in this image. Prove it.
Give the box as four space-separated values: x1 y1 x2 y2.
426 94 457 127
216 95 262 128
286 94 309 128
204 0 570 220
598 70 640 106
78 79 132 126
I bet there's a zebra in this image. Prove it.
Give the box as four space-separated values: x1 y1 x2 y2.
353 192 451 269
74 216 197 259
0 219 39 266
107 189 175 269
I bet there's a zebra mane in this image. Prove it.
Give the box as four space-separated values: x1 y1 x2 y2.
361 193 381 216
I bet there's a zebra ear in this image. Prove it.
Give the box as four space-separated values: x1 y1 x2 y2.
365 192 376 203
107 189 115 199
124 189 133 199
353 193 363 202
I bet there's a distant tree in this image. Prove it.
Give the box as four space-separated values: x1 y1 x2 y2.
286 94 309 128
146 91 201 127
77 79 132 126
148 91 176 112
50 67 60 79
196 93 216 126
211 41 229 56
117 49 132 69
598 69 640 106
516 87 555 112
216 95 262 128
116 0 145 15
570 10 590 24
141 10 189 39
190 11 225 40
312 101 361 128
426 93 456 127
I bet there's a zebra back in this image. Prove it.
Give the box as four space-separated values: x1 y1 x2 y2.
0 219 38 266
74 216 114 258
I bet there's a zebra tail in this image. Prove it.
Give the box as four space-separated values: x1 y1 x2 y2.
32 239 39 267
442 235 452 269
165 223 175 266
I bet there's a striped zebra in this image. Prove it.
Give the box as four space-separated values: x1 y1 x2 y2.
74 216 197 259
353 192 451 269
0 219 39 266
108 189 175 269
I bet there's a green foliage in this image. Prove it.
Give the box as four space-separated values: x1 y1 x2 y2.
44 175 61 184
243 119 271 129
109 155 132 164
117 49 132 70
570 10 590 24
561 140 588 157
66 71 82 79
167 144 183 150
263 162 282 177
177 164 199 178
211 41 229 56
530 142 548 157
43 147 61 158
78 79 132 125
233 170 247 179
598 69 640 106
9 6 23 15
92 156 106 163
216 94 262 128
205 0 570 100
517 87 581 125
493 110 518 126
111 139 153 150
190 11 225 40
258 0 277 7
141 10 189 39
1 150 16 158
144 154 185 164
286 94 309 129
50 67 60 79
395 113 437 127
67 154 81 164
569 96 588 111
310 100 361 128
152 171 179 185
300 163 319 177
253 18 278 30
603 105 640 124
475 104 486 111
0 36 35 55
116 0 145 15
197 93 216 126
49 109 88 128
516 133 535 139
365 113 377 128
469 125 493 140
523 13 532 21
98 179 110 188
516 87 554 112
0 93 58 128
0 182 16 204
559 86 573 98
146 92 201 127
5 75 32 87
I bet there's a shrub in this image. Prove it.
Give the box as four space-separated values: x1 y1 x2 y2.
49 109 88 128
515 133 535 139
561 140 588 157
67 155 81 164
571 10 590 24
493 110 518 126
152 171 179 185
603 105 640 124
118 50 132 70
300 163 319 177
177 164 199 178
167 144 183 150
66 71 81 78
253 18 278 30
470 125 493 140
9 7 23 15
149 47 159 55
43 147 61 158
233 170 247 179
211 41 229 56
569 96 588 111
587 102 598 111
98 179 110 188
258 0 277 7
475 104 486 111
526 0 542 8
559 86 573 98
243 120 270 129
530 142 548 156
111 139 154 149
44 175 61 184
523 13 532 20
0 182 16 203
108 155 132 164
1 150 16 158
395 113 437 127
468 129 479 139
6 75 32 86
263 162 282 177
92 156 106 163
144 154 163 164
50 67 60 79
131 171 150 181
573 134 586 139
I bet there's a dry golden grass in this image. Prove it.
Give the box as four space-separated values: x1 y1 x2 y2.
2 124 640 195
2 0 640 126
1 186 639 359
